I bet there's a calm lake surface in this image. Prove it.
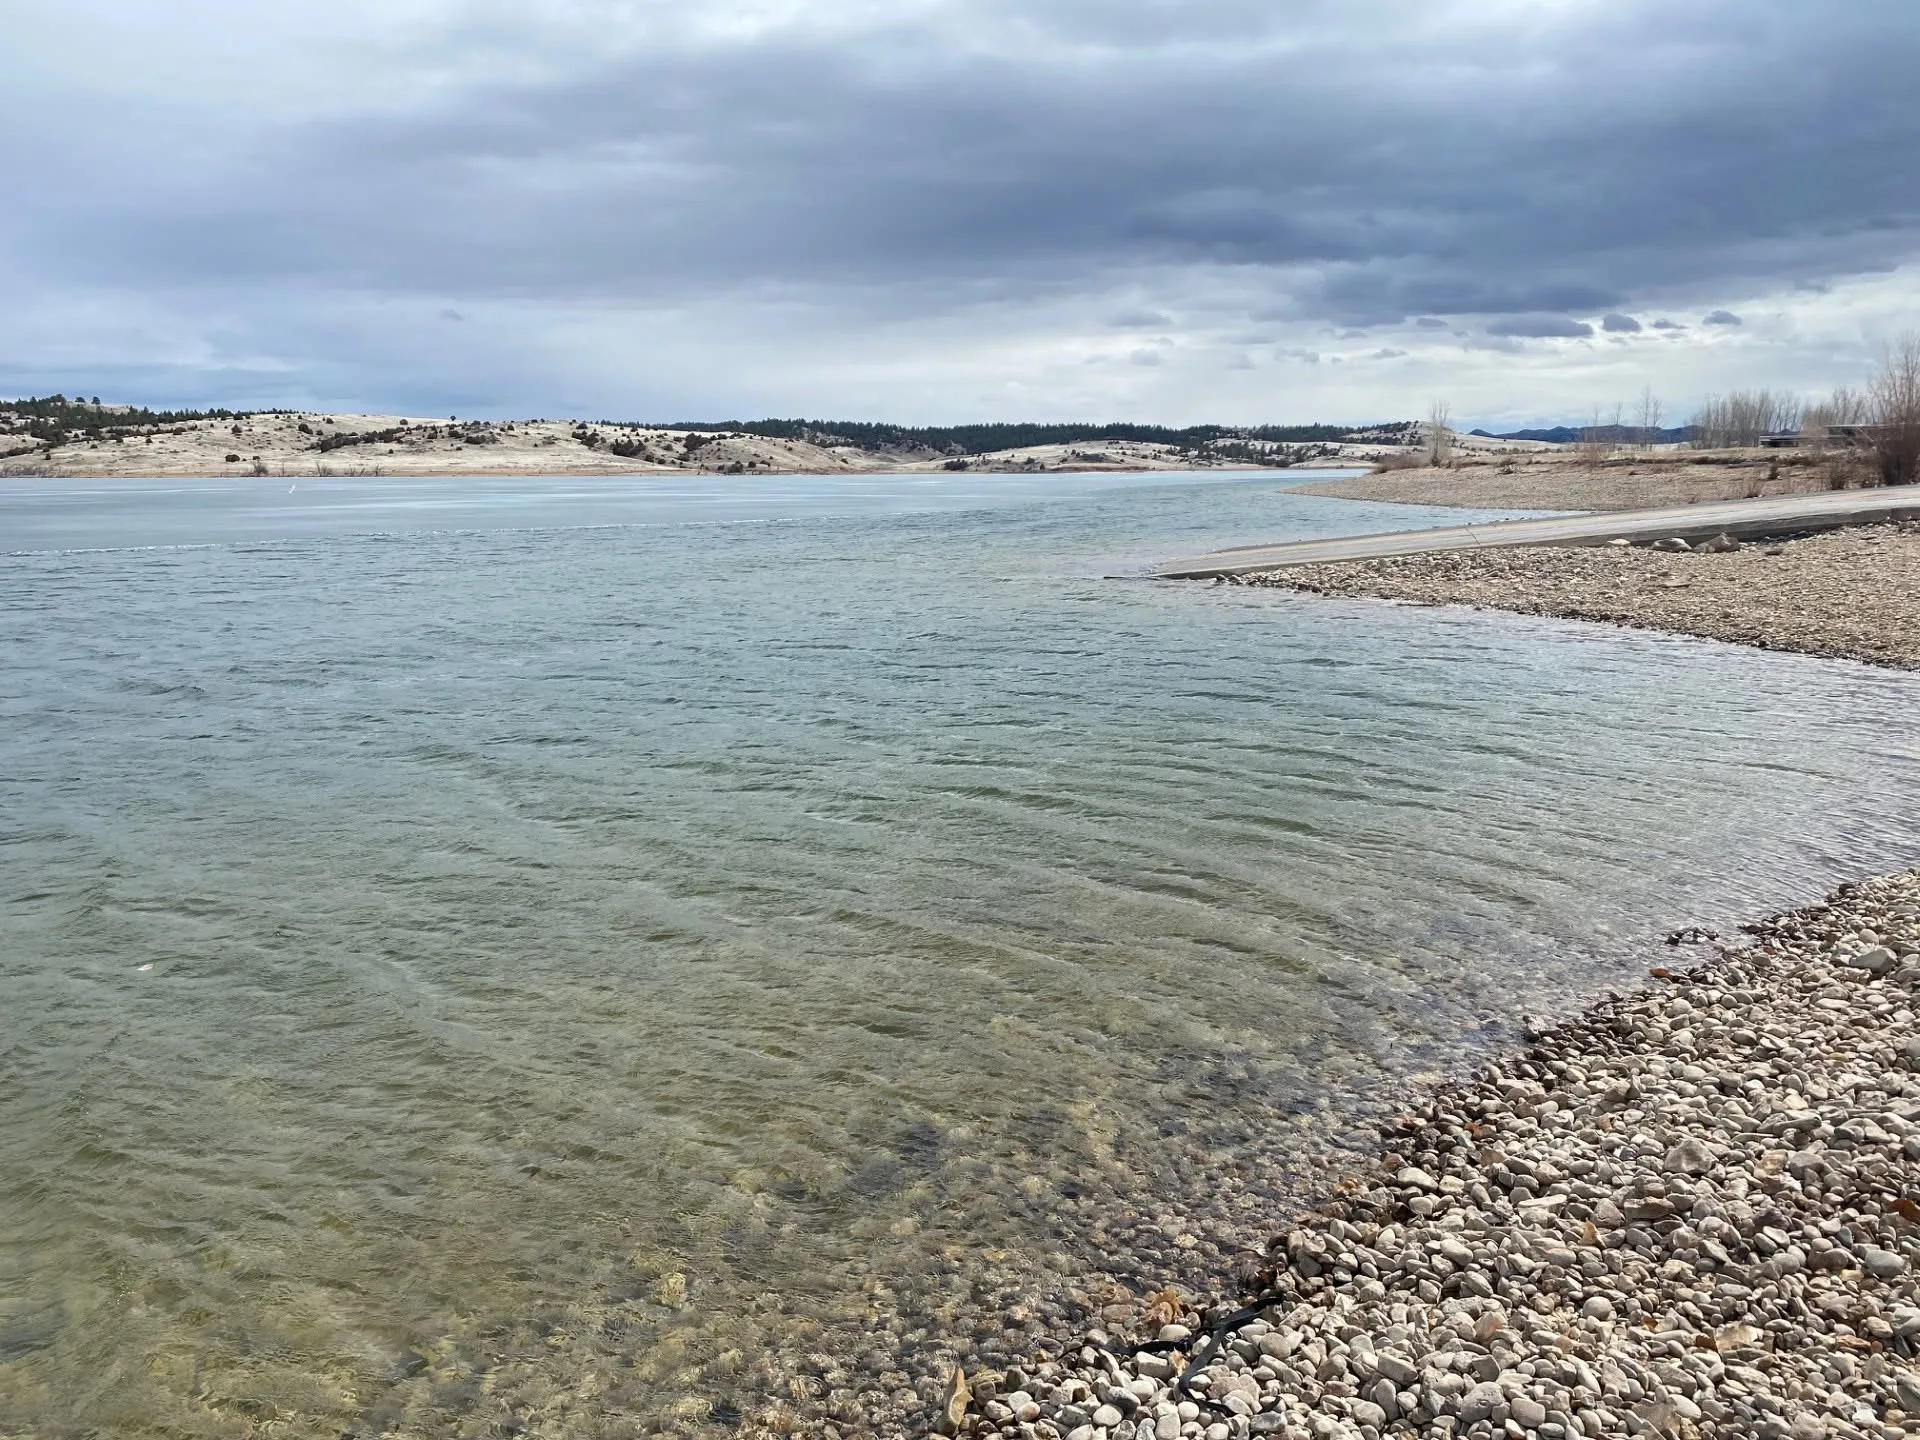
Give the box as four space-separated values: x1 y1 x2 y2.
3 469 1917 1437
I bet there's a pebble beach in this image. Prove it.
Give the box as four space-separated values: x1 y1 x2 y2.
1232 523 1920 671
953 869 1920 1440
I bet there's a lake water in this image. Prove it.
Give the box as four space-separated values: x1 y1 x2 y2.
3 470 1916 1438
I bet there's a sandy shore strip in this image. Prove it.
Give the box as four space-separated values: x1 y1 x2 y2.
955 868 1920 1440
1225 523 1920 671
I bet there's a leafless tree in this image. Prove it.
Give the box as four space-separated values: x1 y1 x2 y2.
1871 333 1920 485
1689 390 1801 448
1695 395 1722 448
1801 386 1869 453
1427 399 1453 466
1637 387 1663 449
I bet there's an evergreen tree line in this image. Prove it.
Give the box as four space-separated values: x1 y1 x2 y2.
2 394 246 446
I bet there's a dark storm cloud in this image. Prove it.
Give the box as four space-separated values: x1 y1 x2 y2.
1487 316 1596 339
1602 314 1644 334
3 0 1920 408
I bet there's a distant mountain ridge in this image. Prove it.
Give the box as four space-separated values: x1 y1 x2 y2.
1470 424 1696 445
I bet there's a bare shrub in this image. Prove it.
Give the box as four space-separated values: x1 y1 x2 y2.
1577 405 1614 470
1372 450 1424 472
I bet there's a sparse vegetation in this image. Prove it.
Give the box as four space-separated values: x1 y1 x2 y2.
312 425 411 453
0 394 248 450
308 421 497 453
1207 439 1342 467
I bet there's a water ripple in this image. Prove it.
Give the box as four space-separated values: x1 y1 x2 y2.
1 472 1916 1435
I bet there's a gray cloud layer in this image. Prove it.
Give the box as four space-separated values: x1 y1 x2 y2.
3 0 1918 414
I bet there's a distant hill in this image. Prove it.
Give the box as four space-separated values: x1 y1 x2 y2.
6 398 1453 479
649 418 1371 456
1 401 1419 478
1470 425 1695 445
5 399 1411 458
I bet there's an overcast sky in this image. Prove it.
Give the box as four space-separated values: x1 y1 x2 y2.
4 0 1918 427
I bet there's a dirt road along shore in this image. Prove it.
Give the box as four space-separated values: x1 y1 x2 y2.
1287 452 1839 514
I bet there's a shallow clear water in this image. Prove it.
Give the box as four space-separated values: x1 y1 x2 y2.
2 470 1916 1438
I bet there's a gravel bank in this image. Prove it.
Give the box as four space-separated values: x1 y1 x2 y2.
962 869 1920 1440
1231 524 1920 670
1286 457 1835 512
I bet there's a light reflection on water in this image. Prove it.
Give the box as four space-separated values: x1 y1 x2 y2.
1 470 1915 1437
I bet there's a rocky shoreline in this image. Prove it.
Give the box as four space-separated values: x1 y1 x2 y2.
950 869 1920 1440
1229 523 1920 671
